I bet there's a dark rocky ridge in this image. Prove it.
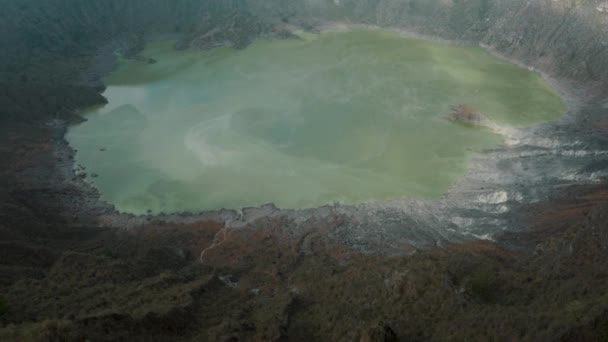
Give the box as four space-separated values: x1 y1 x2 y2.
1 0 608 340
3 0 608 90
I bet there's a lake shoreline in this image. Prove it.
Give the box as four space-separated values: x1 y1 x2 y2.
51 22 604 251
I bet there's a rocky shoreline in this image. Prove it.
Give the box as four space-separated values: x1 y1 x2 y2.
52 22 606 254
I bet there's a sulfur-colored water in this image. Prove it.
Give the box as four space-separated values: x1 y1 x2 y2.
67 29 565 214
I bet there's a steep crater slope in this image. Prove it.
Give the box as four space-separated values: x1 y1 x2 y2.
3 0 608 86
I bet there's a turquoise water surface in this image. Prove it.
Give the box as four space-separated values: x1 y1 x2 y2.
67 29 565 214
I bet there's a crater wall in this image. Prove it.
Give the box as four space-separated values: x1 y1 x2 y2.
1 0 608 92
2 5 608 338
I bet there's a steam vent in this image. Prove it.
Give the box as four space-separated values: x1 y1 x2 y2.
2 0 608 340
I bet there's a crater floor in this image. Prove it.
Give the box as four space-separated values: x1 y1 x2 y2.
67 29 565 214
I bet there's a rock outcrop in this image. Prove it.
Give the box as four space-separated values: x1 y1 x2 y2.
448 105 488 126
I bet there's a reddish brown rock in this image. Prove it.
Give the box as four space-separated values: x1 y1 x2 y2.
448 105 487 126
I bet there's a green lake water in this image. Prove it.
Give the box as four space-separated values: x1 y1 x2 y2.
67 29 565 214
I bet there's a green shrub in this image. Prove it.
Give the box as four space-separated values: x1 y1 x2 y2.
0 295 8 317
467 268 498 302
